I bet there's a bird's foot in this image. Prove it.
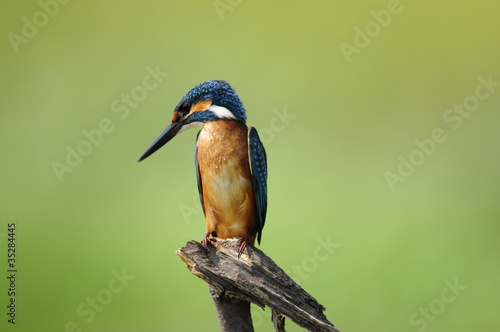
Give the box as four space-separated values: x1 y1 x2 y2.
201 236 210 248
237 237 250 259
201 231 211 249
201 232 216 251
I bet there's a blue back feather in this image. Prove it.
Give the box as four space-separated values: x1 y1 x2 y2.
248 127 268 243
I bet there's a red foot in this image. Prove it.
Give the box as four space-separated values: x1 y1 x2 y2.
237 237 250 258
201 232 218 251
201 231 211 249
201 237 210 248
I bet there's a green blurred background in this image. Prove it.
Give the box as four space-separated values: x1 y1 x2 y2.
1 0 499 331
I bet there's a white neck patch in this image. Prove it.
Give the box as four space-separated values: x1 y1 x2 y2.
179 121 203 133
208 105 236 119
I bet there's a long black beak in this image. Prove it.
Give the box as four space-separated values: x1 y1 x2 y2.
138 122 182 162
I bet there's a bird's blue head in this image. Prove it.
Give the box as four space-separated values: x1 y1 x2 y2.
177 80 246 122
138 80 246 161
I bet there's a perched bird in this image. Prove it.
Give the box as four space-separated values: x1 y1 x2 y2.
139 80 267 256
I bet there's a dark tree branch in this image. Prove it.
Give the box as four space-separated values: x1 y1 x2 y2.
176 239 340 332
209 285 254 331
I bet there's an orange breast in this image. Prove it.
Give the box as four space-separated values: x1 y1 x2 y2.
196 121 258 243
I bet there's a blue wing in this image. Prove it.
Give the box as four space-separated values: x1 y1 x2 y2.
195 131 205 216
248 127 268 244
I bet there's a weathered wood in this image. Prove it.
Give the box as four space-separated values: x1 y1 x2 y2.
176 238 340 332
271 309 286 332
209 284 254 331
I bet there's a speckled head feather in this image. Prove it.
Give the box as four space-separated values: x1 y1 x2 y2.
175 80 246 122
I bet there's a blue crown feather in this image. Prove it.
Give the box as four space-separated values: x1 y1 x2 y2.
176 80 247 122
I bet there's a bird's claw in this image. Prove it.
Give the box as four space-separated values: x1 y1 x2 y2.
201 232 217 252
201 236 210 248
237 237 249 259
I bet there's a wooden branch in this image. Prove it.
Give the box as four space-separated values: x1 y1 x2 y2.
209 285 254 331
176 239 340 332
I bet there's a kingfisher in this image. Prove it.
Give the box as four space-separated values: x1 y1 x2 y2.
138 80 267 256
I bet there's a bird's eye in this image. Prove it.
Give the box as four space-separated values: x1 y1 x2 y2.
179 103 191 117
